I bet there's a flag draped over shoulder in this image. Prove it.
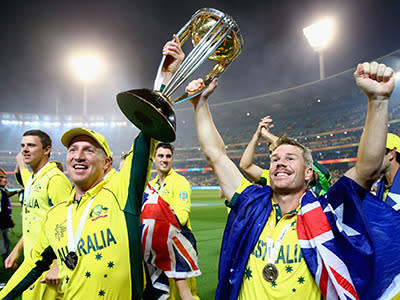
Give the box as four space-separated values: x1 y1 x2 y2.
141 184 201 297
298 177 400 300
217 176 400 300
376 169 400 211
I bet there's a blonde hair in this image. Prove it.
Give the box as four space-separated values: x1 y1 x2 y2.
274 136 313 167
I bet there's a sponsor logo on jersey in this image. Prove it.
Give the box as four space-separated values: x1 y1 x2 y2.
179 191 188 201
55 221 67 241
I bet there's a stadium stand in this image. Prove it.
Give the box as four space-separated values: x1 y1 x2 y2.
1 52 400 188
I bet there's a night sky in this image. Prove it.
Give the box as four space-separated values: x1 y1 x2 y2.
0 0 399 116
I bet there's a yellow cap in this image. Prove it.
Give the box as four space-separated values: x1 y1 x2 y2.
386 133 400 153
61 128 112 158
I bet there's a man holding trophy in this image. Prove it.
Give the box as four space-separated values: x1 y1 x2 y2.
0 7 243 300
117 9 243 299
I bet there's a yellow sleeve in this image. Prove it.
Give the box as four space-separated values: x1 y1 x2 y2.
171 177 191 227
48 175 72 205
227 176 252 207
236 176 252 195
0 216 55 299
20 168 31 186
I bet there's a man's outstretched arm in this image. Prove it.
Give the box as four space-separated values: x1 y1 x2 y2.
240 116 277 183
345 62 395 189
187 78 242 202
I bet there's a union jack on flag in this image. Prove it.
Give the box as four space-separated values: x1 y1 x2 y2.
141 184 201 296
298 195 360 300
298 178 400 300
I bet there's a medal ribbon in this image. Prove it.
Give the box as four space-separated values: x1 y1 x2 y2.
67 196 96 253
67 183 106 253
266 221 294 265
24 162 49 206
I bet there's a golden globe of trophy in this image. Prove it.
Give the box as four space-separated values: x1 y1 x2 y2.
117 8 243 142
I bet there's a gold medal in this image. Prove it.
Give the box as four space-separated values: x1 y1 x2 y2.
263 263 278 282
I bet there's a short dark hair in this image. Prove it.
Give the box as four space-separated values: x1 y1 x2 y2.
23 130 52 149
155 142 174 155
0 167 5 175
385 148 400 164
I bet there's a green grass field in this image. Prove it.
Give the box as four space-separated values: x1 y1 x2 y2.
0 190 227 299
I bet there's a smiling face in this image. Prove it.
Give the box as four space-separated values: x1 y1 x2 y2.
154 147 173 175
20 135 51 171
269 144 313 194
66 135 111 196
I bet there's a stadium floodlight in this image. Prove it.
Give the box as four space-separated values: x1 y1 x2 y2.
72 55 101 81
72 55 101 116
303 19 334 80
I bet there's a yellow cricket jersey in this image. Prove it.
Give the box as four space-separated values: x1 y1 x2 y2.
150 170 199 299
21 162 72 257
234 177 321 300
150 169 192 230
103 168 118 183
0 135 156 300
20 162 71 300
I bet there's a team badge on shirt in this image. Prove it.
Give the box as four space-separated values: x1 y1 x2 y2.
89 205 109 221
179 191 188 201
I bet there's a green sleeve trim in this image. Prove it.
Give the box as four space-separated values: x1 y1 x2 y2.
256 177 267 186
3 246 56 299
124 132 155 300
227 193 240 208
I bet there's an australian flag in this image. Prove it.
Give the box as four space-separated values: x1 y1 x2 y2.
141 184 201 298
298 177 400 300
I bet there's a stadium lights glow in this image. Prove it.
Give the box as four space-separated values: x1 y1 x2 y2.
42 122 61 127
64 122 87 127
72 56 101 81
1 120 22 125
72 55 101 116
24 121 40 126
110 122 127 127
1 119 128 128
303 18 334 80
90 122 107 127
303 19 334 51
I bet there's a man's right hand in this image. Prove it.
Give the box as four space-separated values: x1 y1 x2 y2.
257 116 274 139
354 61 395 100
186 78 218 107
162 34 185 77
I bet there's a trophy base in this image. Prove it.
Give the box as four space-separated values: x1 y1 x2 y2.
117 89 176 142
